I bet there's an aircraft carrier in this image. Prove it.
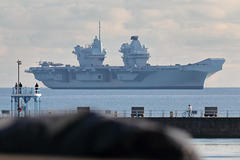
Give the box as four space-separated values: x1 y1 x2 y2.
26 23 225 89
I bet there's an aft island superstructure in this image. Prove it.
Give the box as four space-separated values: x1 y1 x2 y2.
26 24 225 89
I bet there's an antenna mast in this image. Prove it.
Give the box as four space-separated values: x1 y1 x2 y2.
99 21 101 41
17 59 22 86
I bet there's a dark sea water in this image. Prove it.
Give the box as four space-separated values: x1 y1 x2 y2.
1 87 240 159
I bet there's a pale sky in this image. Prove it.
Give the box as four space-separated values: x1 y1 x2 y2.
0 0 240 87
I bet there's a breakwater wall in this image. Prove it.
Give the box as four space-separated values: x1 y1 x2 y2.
119 117 240 138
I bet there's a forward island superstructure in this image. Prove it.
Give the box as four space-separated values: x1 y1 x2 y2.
26 23 225 89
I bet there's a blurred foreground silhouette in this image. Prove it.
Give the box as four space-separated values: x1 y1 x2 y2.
0 113 199 160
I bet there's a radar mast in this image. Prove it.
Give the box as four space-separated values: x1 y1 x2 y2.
99 21 101 42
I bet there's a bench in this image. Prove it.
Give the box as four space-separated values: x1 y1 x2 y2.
77 107 90 113
131 107 144 117
204 107 218 117
1 110 10 117
2 110 10 114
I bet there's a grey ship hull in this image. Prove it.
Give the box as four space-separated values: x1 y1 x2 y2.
26 58 225 89
42 72 205 89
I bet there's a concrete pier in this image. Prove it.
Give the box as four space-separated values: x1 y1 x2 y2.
120 117 240 138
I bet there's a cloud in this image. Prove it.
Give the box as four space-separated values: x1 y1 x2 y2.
205 63 240 87
0 45 7 56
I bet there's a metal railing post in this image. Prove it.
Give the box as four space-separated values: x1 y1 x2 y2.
123 110 126 117
11 98 13 117
149 110 152 118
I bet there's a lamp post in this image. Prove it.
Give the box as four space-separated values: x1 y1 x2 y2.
17 60 22 117
17 60 21 86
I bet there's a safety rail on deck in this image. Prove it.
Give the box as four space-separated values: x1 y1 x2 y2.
11 87 41 94
1 109 240 118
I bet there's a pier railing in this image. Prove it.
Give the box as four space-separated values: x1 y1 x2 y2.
11 87 41 94
1 109 240 118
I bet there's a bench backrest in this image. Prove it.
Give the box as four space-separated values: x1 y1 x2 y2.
2 110 10 114
205 107 218 114
131 107 144 114
77 107 90 113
